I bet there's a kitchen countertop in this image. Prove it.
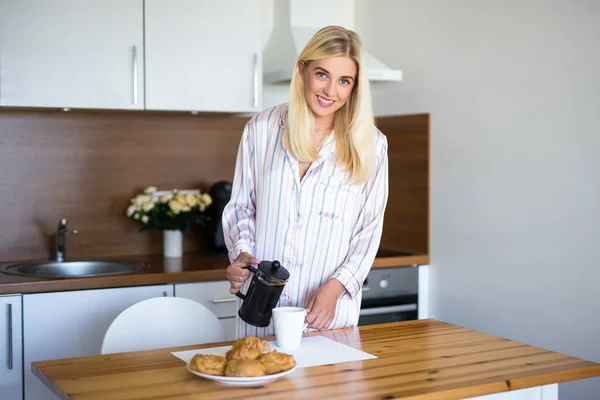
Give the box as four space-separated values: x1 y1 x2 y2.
32 319 600 400
0 250 429 295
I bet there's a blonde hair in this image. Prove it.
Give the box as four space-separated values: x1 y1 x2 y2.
283 25 377 184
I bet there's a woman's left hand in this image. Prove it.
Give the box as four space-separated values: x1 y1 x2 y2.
305 279 345 330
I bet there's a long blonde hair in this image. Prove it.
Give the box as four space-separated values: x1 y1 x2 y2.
283 25 377 184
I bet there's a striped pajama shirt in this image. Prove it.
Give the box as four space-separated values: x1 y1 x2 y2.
222 103 389 339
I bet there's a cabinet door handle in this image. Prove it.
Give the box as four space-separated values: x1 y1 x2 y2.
252 53 259 109
132 45 138 105
212 298 236 304
7 303 13 370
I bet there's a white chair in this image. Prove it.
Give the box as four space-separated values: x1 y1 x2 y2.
101 297 226 354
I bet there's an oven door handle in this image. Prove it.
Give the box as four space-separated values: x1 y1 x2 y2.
359 304 417 316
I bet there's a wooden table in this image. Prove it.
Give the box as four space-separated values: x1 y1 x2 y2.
32 319 600 400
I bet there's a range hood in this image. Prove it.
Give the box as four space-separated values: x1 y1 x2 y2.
263 0 403 85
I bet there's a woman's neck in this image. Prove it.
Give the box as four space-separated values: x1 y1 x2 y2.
313 124 332 150
314 115 334 135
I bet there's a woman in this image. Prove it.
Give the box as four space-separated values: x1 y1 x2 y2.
222 25 389 338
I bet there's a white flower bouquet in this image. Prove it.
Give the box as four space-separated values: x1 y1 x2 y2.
126 186 212 233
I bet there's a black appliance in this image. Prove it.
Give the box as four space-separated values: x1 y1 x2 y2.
358 264 419 326
205 180 232 253
235 260 290 327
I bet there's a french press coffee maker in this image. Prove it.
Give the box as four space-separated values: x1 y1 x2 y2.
235 260 290 327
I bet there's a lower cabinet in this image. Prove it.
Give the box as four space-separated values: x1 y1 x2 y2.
219 316 237 341
1 295 23 400
175 281 238 341
23 285 173 400
470 385 558 400
14 280 234 400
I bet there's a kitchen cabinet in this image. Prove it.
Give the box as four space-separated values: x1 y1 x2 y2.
0 295 23 400
23 285 172 400
0 0 262 113
175 281 237 341
471 385 557 400
0 0 144 110
219 316 237 341
144 0 262 112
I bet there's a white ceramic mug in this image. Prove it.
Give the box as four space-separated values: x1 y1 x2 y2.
272 307 308 349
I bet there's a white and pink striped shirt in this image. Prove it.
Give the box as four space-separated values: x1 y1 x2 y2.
222 103 389 339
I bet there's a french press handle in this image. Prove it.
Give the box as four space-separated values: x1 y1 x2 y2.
234 264 258 301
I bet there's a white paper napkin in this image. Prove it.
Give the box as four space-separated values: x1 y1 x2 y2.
171 335 377 368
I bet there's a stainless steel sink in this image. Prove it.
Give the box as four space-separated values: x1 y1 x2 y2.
0 261 147 278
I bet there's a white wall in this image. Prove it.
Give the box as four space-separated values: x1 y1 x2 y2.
355 1 600 399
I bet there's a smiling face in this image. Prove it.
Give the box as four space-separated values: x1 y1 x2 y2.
298 56 357 127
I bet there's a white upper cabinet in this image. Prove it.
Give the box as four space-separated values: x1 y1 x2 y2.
144 0 262 112
0 0 144 110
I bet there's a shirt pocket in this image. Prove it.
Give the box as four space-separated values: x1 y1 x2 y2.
316 176 360 222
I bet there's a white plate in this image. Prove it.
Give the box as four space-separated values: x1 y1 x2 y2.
186 362 297 387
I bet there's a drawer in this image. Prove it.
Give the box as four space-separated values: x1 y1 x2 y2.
219 316 237 341
175 281 237 318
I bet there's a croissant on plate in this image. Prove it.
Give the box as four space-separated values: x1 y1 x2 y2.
189 336 296 377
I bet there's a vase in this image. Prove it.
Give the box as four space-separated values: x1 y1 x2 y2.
163 229 183 258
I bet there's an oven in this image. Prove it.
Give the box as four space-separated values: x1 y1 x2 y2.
358 265 419 326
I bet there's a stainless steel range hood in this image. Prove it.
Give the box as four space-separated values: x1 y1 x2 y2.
263 0 403 85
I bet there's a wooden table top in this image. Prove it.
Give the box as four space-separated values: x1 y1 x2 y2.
32 319 600 400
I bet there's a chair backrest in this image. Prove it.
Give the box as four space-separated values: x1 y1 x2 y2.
101 297 225 355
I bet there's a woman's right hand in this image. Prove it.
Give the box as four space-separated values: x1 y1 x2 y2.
226 252 260 294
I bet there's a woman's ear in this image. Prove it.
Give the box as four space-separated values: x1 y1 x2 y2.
297 61 306 81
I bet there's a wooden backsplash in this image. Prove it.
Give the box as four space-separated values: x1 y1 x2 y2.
376 114 430 256
0 109 247 261
0 109 429 262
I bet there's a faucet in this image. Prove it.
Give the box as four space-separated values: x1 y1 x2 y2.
55 218 68 262
55 218 79 262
